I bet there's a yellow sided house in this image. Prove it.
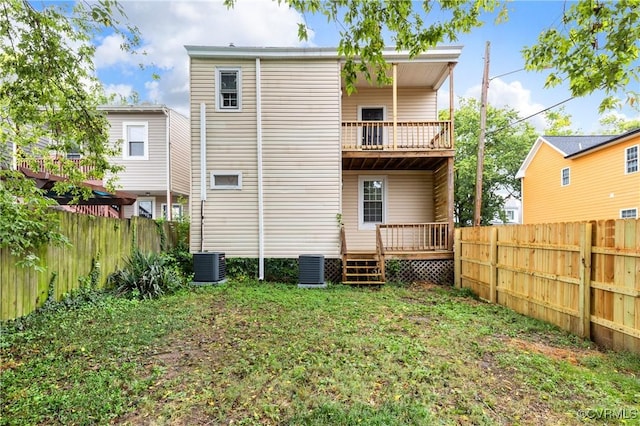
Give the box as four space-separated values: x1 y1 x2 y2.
186 46 460 284
516 129 640 224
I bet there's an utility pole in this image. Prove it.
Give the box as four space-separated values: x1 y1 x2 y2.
474 41 490 227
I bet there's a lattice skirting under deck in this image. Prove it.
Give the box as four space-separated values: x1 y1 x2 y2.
385 259 454 285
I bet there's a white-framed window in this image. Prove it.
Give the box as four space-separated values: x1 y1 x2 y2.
122 121 148 160
136 197 155 219
161 203 184 220
505 209 516 223
211 171 242 190
216 67 242 111
561 167 570 186
620 208 638 219
625 145 638 174
358 176 387 230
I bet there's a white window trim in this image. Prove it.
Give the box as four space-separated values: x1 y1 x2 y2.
505 208 516 222
358 175 387 231
357 105 387 147
561 167 570 186
620 208 638 219
136 197 155 219
122 121 149 160
161 203 184 220
625 145 638 174
215 67 242 112
211 170 243 190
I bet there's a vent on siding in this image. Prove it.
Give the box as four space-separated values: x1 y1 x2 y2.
193 252 226 283
298 254 326 288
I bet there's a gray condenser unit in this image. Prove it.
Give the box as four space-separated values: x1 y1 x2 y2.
298 254 326 288
193 252 226 283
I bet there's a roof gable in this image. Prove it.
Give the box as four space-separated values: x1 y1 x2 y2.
516 136 566 179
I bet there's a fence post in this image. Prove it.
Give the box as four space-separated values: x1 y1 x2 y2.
454 228 461 288
489 227 498 303
579 222 593 339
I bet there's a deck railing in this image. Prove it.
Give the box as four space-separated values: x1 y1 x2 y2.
18 159 96 178
342 121 451 151
377 223 449 252
67 205 121 218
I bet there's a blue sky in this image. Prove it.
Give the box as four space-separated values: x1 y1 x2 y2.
95 0 639 133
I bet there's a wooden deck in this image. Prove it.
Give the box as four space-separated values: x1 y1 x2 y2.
340 223 454 284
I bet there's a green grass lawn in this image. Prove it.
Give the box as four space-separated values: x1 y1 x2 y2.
2 280 639 425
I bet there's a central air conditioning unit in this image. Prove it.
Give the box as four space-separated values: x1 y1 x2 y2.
193 252 226 284
298 254 327 288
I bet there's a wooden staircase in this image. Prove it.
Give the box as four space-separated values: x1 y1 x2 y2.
342 252 385 285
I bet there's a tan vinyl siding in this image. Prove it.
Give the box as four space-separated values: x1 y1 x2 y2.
190 58 259 256
434 162 449 222
261 59 341 257
341 87 437 121
169 110 191 195
107 112 167 192
342 171 434 251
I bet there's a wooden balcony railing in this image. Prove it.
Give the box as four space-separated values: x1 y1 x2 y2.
377 223 450 252
18 159 96 179
67 205 121 218
342 121 451 151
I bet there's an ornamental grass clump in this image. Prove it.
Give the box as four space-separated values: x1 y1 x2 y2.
109 249 184 299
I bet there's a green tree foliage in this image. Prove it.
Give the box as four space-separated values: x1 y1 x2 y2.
523 0 639 112
0 0 139 265
441 99 537 226
226 0 506 94
543 108 577 136
233 1 638 108
598 114 640 134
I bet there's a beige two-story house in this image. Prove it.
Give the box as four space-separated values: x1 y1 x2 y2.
187 46 460 284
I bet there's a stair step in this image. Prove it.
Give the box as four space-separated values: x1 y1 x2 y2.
343 281 385 285
345 273 381 277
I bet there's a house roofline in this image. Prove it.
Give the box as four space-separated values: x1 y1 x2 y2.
184 45 463 63
98 104 168 113
515 136 567 179
565 127 640 159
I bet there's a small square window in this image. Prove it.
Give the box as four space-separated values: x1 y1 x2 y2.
626 146 638 174
505 209 516 222
620 208 637 219
561 167 570 186
211 171 242 190
161 203 184 220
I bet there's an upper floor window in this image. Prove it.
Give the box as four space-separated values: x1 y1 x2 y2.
561 167 570 186
505 209 516 222
216 68 241 111
620 208 637 219
123 122 148 160
626 145 638 174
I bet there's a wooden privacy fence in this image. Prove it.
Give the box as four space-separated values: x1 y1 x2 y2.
455 220 640 353
1 211 177 321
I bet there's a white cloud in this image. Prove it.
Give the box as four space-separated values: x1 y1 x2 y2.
103 83 134 99
95 0 309 115
464 78 547 131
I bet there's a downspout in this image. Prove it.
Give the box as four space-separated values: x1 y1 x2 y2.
448 62 455 250
163 107 172 221
200 102 207 252
392 63 398 150
256 57 265 280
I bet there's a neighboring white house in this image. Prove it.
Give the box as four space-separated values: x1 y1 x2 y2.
101 105 191 220
490 187 522 225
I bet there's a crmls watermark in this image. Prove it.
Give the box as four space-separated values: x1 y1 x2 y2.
577 408 639 420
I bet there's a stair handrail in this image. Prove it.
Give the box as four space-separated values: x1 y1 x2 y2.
340 224 347 255
376 225 386 282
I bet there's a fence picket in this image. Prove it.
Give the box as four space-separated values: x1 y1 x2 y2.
1 211 176 321
457 219 640 354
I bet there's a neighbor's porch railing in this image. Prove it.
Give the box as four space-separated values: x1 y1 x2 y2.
341 121 451 151
377 223 450 252
18 159 96 178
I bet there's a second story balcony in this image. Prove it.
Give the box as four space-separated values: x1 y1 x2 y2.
342 120 452 152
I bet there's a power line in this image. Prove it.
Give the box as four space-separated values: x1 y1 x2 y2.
486 96 576 136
